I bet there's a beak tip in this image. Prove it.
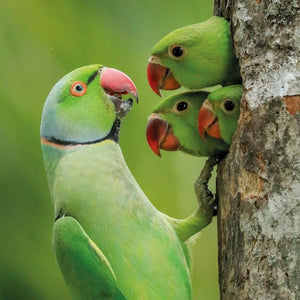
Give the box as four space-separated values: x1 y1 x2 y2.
199 132 206 139
146 134 162 157
155 89 162 97
131 91 139 103
153 148 162 157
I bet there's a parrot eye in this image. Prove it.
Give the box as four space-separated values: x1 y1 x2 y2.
223 100 235 112
70 81 87 97
176 101 188 111
169 45 185 58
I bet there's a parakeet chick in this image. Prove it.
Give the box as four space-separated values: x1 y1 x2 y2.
147 16 241 96
198 84 242 145
146 85 242 157
41 64 216 300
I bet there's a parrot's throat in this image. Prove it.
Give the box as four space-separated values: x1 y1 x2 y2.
41 119 121 148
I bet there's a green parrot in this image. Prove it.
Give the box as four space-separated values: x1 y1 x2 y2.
147 16 241 96
40 64 216 299
146 85 242 157
198 84 242 145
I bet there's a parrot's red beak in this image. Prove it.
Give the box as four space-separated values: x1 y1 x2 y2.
198 99 222 139
147 56 180 96
100 67 138 102
146 113 180 157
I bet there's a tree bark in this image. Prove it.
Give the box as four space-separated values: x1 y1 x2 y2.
214 1 300 299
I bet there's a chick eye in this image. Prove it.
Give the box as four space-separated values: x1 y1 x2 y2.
223 100 235 111
176 101 188 111
170 45 184 58
70 81 87 97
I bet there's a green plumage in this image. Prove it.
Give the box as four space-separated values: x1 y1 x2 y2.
149 16 241 90
53 217 126 300
147 85 242 157
41 65 195 299
206 85 242 144
40 64 116 144
149 91 228 156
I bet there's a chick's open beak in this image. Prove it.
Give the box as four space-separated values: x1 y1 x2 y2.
198 99 222 139
146 113 180 157
147 56 180 96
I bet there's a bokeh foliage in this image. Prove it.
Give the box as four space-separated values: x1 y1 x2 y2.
0 0 219 299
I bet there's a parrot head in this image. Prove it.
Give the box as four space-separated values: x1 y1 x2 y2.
146 90 230 157
147 16 240 96
198 84 242 144
40 64 138 145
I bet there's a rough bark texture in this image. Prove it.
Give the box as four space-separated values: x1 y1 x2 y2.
214 1 300 299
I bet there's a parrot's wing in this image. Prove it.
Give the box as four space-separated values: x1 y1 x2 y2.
53 216 126 300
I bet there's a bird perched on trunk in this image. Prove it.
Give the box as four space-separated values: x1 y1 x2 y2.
146 85 242 157
41 64 217 299
147 16 241 96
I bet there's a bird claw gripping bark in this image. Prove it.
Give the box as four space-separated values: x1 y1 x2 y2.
194 155 219 216
165 153 225 241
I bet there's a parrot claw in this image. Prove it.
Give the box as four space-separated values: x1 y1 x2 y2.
194 155 219 214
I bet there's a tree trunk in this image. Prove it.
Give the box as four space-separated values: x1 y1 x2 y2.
214 1 300 299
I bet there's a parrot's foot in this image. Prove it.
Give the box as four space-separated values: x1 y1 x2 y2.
194 155 220 216
167 154 225 241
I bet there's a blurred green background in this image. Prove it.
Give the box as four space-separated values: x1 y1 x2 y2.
0 0 219 299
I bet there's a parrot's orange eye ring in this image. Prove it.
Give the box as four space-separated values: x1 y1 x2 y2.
70 81 87 97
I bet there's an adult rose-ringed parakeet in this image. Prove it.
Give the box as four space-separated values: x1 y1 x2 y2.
146 85 242 158
40 65 215 299
147 16 241 96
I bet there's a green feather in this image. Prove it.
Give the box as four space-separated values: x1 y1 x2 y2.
146 86 242 252
151 90 230 156
41 65 192 299
40 64 116 144
151 16 241 89
53 217 126 299
207 84 242 144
